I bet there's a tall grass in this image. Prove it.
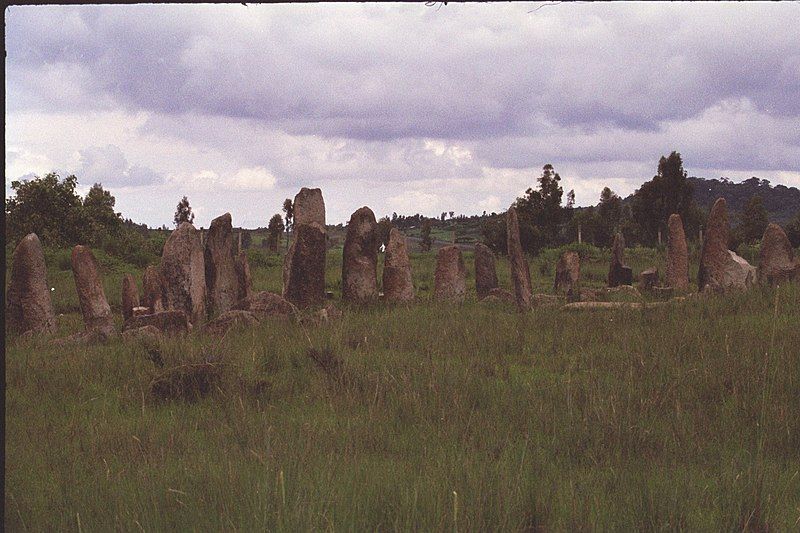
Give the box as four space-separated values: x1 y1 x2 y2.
5 248 799 530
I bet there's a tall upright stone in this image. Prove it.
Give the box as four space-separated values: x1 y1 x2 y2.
665 213 689 289
71 245 115 337
293 187 326 227
235 250 253 301
383 228 414 303
759 223 799 284
434 245 466 302
474 243 499 300
283 222 327 308
121 273 140 322
204 213 239 315
342 207 378 304
506 207 532 311
161 222 206 325
6 233 57 335
607 232 633 287
698 198 756 291
554 250 580 295
142 265 167 314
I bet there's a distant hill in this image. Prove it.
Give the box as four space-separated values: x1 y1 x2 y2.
687 176 800 224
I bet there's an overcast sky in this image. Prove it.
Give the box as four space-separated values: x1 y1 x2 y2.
5 3 800 228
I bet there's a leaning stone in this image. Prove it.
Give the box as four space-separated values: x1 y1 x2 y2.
698 198 733 291
235 251 253 301
161 222 207 325
121 273 140 322
434 245 466 302
758 223 799 285
554 250 580 295
665 214 689 289
383 228 415 303
124 310 191 335
639 267 659 291
204 213 239 315
607 233 633 287
506 207 533 310
203 310 259 336
342 206 378 304
703 250 757 292
283 222 327 308
293 187 326 227
142 265 167 314
533 293 565 306
6 233 57 335
482 287 516 304
71 245 115 337
234 291 297 318
474 243 499 300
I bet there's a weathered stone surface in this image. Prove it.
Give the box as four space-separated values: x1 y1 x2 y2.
204 213 239 315
132 306 150 317
639 267 659 291
234 291 297 318
474 243 499 300
235 250 253 301
121 325 161 344
283 222 327 308
699 198 756 291
383 228 414 303
204 310 259 336
665 213 689 289
293 187 326 227
759 223 799 284
142 265 167 314
124 310 191 335
481 287 515 304
607 233 633 287
434 245 466 302
6 233 57 335
506 207 532 310
161 222 206 325
71 245 115 337
342 206 378 304
554 250 580 295
121 273 140 322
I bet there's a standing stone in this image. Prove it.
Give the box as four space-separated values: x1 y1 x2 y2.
142 265 167 314
121 273 140 322
204 213 239 316
639 267 659 291
758 223 799 284
383 228 414 303
293 187 326 227
161 222 206 325
554 250 580 295
474 243 499 300
235 250 253 301
607 232 633 287
698 198 756 291
71 245 115 337
434 245 466 302
506 207 532 311
283 222 327 308
6 233 57 335
665 213 689 290
342 207 378 304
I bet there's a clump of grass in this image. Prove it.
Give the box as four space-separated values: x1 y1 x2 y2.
149 362 224 402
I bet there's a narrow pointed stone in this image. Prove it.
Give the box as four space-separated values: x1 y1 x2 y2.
342 206 378 304
506 207 532 310
434 245 466 302
474 243 498 300
383 228 414 303
71 245 115 336
665 214 689 289
121 273 140 322
6 233 57 335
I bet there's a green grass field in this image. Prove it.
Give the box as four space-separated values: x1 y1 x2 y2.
5 246 800 530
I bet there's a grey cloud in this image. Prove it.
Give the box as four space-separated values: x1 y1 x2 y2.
77 144 163 187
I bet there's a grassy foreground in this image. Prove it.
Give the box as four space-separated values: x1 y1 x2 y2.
5 248 800 530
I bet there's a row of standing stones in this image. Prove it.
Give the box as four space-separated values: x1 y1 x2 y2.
7 194 799 342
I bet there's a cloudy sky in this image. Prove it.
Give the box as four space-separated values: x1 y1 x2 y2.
5 3 800 228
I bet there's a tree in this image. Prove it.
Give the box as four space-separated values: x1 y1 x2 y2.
449 211 454 219
595 187 622 247
738 195 769 244
82 183 122 246
420 219 433 251
631 152 696 245
565 189 575 210
785 212 800 248
174 196 195 227
267 213 284 252
440 212 447 222
481 212 507 254
513 163 564 253
376 216 392 250
5 172 85 247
